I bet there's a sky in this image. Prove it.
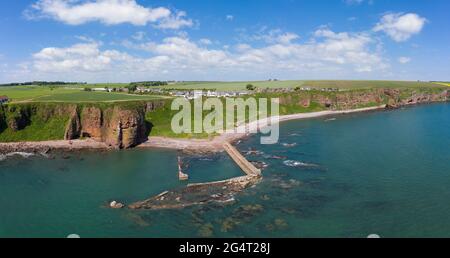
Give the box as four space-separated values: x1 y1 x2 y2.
0 0 449 83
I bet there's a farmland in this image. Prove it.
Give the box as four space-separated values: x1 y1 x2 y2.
0 80 445 104
169 80 441 90
0 86 165 103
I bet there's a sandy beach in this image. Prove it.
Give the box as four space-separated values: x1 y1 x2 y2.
0 105 386 153
139 105 386 151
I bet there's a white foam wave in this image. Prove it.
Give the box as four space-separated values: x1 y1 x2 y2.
283 160 318 168
0 152 35 161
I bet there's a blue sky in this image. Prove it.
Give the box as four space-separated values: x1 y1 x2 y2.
0 0 449 83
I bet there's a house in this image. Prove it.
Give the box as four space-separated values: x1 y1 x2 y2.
0 96 9 104
206 90 217 97
92 88 108 92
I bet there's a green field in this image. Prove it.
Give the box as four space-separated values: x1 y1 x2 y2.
0 86 165 103
169 80 440 90
0 80 443 104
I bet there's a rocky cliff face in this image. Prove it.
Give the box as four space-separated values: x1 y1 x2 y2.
1 100 165 149
384 89 449 109
281 88 449 110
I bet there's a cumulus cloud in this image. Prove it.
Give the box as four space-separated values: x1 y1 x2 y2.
33 42 117 72
398 56 411 64
154 11 193 30
374 13 427 42
26 0 193 29
27 27 388 81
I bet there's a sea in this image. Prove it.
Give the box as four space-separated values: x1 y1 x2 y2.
0 103 449 238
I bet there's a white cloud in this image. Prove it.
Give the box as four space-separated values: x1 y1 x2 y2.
277 32 300 44
25 27 387 82
226 15 234 21
398 57 411 64
26 0 193 29
33 42 116 72
154 11 193 30
374 13 427 42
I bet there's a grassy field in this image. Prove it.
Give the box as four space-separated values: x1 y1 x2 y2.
169 80 441 90
0 80 444 104
0 86 165 103
33 91 163 102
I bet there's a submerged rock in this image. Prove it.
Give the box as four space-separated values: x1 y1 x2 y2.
110 201 125 209
220 204 265 233
128 175 262 210
265 218 289 232
198 223 214 237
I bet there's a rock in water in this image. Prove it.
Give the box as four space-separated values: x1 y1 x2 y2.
110 201 124 209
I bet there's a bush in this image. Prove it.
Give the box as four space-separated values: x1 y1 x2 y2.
246 84 256 91
126 84 138 93
84 87 92 92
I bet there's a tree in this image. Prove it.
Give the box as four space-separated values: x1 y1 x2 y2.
84 87 92 91
126 84 138 93
246 84 256 91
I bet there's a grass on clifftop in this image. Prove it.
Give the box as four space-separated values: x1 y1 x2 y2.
0 86 165 103
0 114 69 142
145 94 329 139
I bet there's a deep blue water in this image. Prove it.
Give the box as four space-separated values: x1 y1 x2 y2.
0 103 449 237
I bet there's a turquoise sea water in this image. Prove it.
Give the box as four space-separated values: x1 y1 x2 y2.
0 103 449 238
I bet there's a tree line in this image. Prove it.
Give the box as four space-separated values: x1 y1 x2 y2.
130 81 169 87
0 81 86 87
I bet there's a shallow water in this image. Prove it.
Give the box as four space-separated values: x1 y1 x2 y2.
0 103 449 237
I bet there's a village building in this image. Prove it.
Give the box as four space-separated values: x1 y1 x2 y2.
92 88 108 92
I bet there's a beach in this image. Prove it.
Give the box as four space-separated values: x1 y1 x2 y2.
0 105 386 154
138 105 386 151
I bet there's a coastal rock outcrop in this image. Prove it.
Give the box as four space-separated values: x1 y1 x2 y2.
0 101 165 149
102 106 147 149
80 107 103 140
281 88 449 111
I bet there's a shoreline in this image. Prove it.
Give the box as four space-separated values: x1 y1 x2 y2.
0 104 386 154
138 105 386 152
0 139 111 155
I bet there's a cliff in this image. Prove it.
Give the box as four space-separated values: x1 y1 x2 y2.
0 101 165 148
0 88 448 147
279 88 449 112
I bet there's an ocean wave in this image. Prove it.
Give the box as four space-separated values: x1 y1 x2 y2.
282 143 297 147
283 160 318 168
0 152 35 161
244 150 264 156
